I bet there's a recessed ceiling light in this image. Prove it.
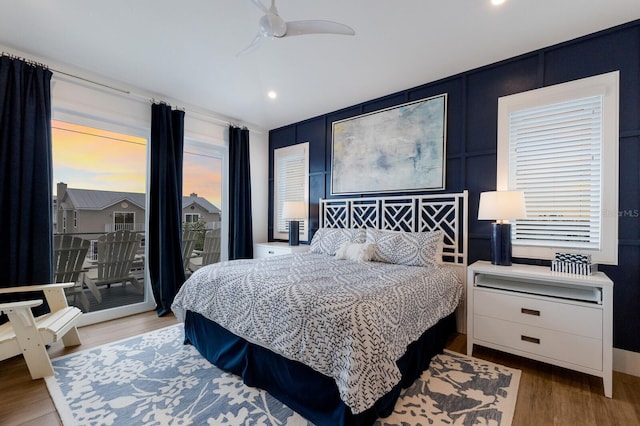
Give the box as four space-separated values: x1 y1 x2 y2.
267 90 277 99
491 0 506 5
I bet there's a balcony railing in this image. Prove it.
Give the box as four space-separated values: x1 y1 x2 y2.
104 223 145 232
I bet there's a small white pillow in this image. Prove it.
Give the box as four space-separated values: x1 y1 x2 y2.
335 242 375 262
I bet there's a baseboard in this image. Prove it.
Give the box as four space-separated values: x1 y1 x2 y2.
613 348 640 377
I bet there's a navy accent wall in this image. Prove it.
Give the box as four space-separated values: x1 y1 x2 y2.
268 20 640 352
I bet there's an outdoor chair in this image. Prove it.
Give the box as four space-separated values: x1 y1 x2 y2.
202 228 221 266
54 234 101 311
84 230 143 293
189 228 221 271
182 229 199 275
0 282 82 379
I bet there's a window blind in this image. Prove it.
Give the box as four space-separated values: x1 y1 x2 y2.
509 95 602 250
274 143 308 239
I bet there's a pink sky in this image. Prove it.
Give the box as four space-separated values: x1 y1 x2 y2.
52 121 222 208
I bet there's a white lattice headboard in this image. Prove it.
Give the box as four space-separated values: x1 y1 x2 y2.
319 191 469 332
319 191 468 267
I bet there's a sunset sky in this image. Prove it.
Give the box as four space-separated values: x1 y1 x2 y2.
52 121 222 208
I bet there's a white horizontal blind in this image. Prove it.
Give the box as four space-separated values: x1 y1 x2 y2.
274 143 309 240
509 95 602 250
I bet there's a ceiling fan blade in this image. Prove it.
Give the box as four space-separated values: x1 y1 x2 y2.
284 20 355 37
237 33 266 57
250 0 269 14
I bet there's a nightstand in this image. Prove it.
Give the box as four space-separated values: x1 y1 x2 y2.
467 260 613 398
254 242 310 259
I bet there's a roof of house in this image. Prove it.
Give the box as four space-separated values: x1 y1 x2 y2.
182 195 221 214
61 187 220 213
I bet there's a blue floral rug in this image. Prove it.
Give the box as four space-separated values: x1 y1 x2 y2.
45 324 520 425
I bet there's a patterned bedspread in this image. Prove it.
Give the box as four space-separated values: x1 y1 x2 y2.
171 252 462 414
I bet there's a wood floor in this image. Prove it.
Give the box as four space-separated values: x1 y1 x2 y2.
1 311 639 426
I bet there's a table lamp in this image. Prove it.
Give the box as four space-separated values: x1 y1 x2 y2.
478 190 526 266
282 201 306 246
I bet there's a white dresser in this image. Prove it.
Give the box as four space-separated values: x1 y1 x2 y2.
254 242 310 259
467 260 613 398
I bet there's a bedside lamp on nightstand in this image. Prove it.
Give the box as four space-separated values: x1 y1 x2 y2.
478 190 526 266
282 201 306 246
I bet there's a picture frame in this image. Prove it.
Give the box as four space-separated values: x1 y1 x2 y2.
330 94 447 195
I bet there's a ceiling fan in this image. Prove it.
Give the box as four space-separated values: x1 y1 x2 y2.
238 0 355 56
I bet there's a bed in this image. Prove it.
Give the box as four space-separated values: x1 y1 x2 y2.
172 192 468 425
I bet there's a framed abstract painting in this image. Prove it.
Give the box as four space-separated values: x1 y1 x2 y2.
331 94 447 195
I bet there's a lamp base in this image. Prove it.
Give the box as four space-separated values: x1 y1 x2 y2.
288 220 300 246
490 223 512 266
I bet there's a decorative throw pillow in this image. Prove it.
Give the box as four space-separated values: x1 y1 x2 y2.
335 242 376 262
366 228 443 267
309 228 367 256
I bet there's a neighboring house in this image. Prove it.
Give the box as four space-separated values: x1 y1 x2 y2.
55 182 221 239
182 193 222 229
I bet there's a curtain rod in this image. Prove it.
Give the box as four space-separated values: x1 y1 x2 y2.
2 50 262 132
53 68 249 129
52 68 131 95
1 51 48 69
2 50 132 95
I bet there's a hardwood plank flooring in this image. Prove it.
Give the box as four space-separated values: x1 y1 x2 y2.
1 312 639 425
448 334 640 426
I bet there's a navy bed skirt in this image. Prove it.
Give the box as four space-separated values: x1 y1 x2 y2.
184 310 456 426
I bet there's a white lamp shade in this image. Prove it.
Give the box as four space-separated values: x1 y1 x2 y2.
282 201 306 220
478 191 526 220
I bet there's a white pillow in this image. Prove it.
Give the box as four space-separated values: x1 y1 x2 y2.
366 228 443 267
335 242 376 262
309 228 367 256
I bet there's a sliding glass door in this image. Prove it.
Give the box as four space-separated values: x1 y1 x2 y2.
52 120 154 324
182 139 226 272
52 120 227 325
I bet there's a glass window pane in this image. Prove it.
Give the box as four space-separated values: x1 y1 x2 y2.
52 120 147 313
182 141 223 272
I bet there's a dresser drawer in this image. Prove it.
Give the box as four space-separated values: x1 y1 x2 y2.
254 244 290 258
254 243 309 259
474 315 602 370
474 289 602 339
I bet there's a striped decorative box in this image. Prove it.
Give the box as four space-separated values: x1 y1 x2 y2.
551 252 594 275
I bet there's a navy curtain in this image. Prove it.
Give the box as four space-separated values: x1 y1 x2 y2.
0 56 53 315
149 103 185 316
228 126 253 260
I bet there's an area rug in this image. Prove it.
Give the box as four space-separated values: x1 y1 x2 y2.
45 324 520 426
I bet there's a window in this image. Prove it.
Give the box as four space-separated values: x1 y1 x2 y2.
273 143 309 241
497 71 619 264
73 210 77 228
113 212 135 231
184 213 201 223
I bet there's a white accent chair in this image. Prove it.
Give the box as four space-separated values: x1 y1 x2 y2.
0 282 82 379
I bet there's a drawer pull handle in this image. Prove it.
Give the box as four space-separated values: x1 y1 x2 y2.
521 308 540 316
521 335 540 344
268 250 275 254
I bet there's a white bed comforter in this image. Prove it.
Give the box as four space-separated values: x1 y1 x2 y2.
171 252 462 414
